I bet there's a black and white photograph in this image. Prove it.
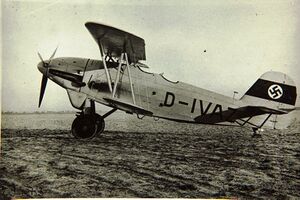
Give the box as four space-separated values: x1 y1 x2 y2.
1 0 300 199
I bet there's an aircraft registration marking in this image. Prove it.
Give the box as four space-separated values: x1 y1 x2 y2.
178 101 189 106
163 92 223 116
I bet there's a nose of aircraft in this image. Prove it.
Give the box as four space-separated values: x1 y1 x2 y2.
37 61 47 75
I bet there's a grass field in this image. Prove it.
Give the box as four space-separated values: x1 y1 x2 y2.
1 112 300 199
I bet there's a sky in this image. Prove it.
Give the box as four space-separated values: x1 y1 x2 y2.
1 0 300 112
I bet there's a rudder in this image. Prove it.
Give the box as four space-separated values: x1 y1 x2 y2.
241 71 297 108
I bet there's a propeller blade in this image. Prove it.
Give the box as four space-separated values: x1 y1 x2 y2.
49 46 58 63
37 52 45 65
38 75 48 107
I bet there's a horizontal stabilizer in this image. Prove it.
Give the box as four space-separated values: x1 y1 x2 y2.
194 106 287 124
103 97 153 116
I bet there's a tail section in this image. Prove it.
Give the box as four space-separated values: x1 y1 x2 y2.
241 71 297 109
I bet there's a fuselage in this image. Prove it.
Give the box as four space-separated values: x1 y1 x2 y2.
38 57 242 125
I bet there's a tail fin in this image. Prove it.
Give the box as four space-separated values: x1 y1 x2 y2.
241 71 297 109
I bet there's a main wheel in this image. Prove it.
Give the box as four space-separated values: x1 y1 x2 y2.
71 115 98 139
95 114 105 134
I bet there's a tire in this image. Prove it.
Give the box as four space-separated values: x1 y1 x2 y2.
95 114 105 134
71 115 98 139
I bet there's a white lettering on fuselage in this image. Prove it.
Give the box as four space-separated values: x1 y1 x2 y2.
163 92 223 118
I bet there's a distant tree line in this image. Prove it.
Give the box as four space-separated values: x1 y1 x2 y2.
1 111 75 114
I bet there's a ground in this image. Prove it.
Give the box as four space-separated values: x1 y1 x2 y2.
1 113 300 199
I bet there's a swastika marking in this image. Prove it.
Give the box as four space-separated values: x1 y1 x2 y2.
268 84 283 99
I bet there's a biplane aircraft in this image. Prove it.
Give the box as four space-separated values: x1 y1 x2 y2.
37 22 297 139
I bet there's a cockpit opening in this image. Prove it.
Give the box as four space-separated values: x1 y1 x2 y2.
160 73 179 84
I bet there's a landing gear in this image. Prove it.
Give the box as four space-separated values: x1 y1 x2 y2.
71 100 116 139
252 127 263 137
71 114 105 139
95 114 105 134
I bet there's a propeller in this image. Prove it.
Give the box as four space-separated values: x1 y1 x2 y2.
49 46 58 62
37 47 58 107
38 74 48 107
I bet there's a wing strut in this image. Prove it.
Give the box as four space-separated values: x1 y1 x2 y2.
112 52 136 105
112 53 124 98
98 39 113 93
125 53 136 105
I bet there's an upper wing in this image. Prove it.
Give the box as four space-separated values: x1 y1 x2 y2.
85 22 146 63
